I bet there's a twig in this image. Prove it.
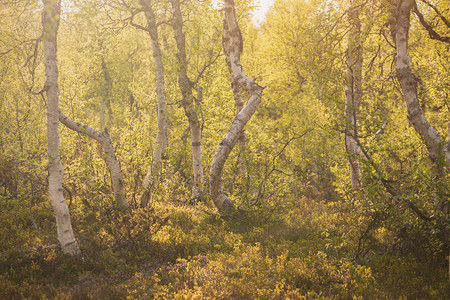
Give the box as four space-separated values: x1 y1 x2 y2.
419 0 450 28
413 2 450 43
63 184 74 208
253 130 312 204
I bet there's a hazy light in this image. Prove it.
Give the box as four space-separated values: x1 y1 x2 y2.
252 0 275 25
211 0 275 25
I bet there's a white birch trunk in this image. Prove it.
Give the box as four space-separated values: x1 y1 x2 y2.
42 0 80 256
209 0 263 213
139 0 169 206
58 110 128 209
170 0 204 200
344 0 363 189
391 0 449 214
229 61 247 174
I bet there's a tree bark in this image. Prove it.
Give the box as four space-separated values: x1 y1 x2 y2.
139 0 169 206
170 0 204 200
344 0 363 189
222 17 247 174
58 110 128 209
209 0 263 214
390 0 449 214
229 55 247 174
99 52 112 129
42 0 80 256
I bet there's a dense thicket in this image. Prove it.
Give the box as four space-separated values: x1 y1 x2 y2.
0 0 449 298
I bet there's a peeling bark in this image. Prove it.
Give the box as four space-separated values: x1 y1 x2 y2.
229 53 247 174
139 0 169 206
59 110 128 209
170 0 204 200
209 0 263 214
42 0 80 256
390 0 449 214
344 0 363 189
222 17 247 174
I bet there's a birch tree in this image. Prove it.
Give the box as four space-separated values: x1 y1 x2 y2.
226 31 247 175
344 0 363 189
389 0 449 214
128 0 169 206
98 38 113 129
209 0 263 213
42 0 80 255
170 0 204 200
59 110 128 209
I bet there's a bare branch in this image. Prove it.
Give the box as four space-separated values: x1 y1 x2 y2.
419 0 450 28
192 50 222 86
254 130 312 203
352 134 434 222
413 2 450 43
129 9 148 32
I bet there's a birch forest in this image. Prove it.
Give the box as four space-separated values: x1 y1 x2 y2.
1 0 449 298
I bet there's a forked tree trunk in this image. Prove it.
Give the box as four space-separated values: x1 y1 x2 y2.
209 0 263 214
170 0 204 200
59 110 128 209
390 0 449 214
344 0 363 189
139 0 168 206
42 0 80 256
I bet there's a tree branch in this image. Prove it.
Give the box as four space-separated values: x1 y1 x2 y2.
192 50 222 87
352 133 434 222
413 2 450 43
419 0 450 28
254 130 312 204
58 109 128 209
129 9 148 32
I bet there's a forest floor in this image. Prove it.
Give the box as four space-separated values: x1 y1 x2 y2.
0 196 448 299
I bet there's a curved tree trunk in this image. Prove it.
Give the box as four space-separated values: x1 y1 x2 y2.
59 110 128 209
42 0 80 256
170 0 204 200
209 0 263 214
345 0 363 189
229 59 247 174
223 25 247 174
139 0 169 207
390 0 449 214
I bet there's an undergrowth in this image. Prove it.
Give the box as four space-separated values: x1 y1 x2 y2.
0 194 448 299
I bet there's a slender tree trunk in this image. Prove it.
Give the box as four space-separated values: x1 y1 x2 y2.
170 0 204 200
42 0 80 256
344 0 363 189
59 110 128 209
139 0 169 206
209 0 263 214
222 9 247 174
390 0 449 214
229 60 247 174
99 52 112 129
